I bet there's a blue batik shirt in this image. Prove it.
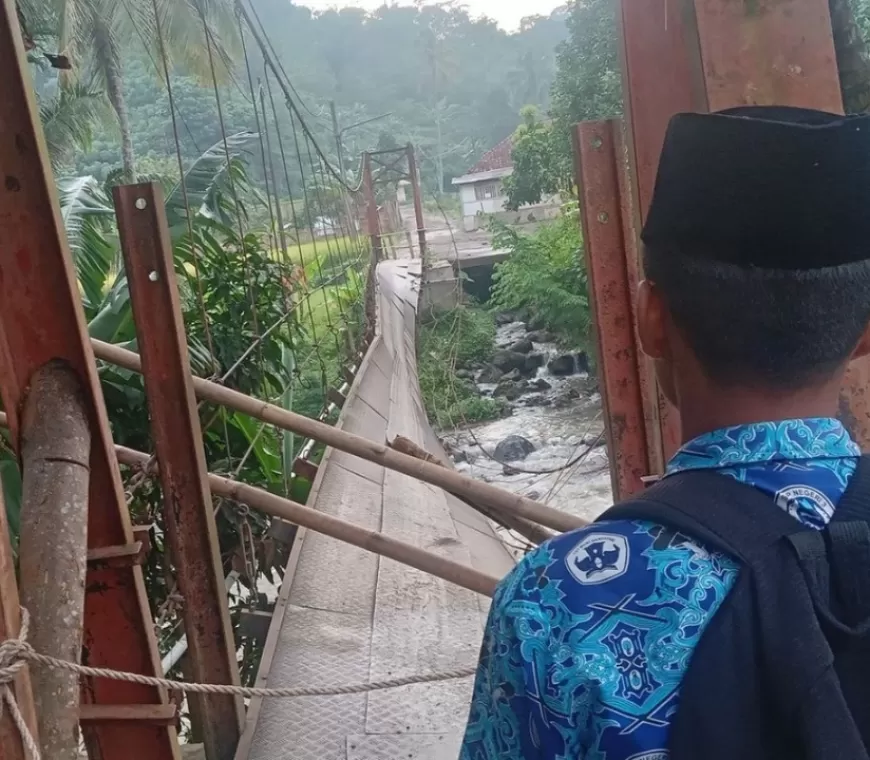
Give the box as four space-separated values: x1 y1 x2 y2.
460 418 861 760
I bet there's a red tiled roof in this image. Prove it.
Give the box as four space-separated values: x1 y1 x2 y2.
466 135 514 175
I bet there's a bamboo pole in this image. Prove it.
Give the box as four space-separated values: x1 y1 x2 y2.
90 339 586 534
0 411 499 597
18 361 91 760
114 446 498 598
389 435 555 546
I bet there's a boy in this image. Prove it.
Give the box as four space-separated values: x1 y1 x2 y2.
459 106 870 760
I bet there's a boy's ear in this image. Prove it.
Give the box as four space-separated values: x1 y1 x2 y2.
637 280 667 360
851 321 870 361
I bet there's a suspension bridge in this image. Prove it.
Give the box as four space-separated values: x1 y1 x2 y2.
4 0 870 759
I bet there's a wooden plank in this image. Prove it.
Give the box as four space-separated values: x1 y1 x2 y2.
114 183 243 760
574 121 650 500
0 5 179 758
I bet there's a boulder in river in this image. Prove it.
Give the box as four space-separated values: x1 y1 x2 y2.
495 312 516 326
548 354 577 376
525 353 546 373
531 378 552 391
494 435 536 462
494 380 526 401
576 351 591 373
477 364 503 384
528 330 556 344
528 313 547 331
456 369 474 380
510 338 534 354
493 349 528 373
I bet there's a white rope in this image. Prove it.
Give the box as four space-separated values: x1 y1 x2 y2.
0 610 41 759
0 608 477 757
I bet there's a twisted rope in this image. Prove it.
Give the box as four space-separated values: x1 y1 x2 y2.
0 610 41 759
0 609 476 757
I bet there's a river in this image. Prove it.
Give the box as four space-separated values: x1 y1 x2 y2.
441 319 614 556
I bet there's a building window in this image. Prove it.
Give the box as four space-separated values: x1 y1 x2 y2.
474 181 501 201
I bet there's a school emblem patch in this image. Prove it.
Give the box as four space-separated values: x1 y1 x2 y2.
775 484 835 523
566 533 629 585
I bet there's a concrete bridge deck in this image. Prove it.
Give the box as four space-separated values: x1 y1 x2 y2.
237 257 514 760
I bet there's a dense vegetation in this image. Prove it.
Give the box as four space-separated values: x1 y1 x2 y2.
491 203 589 347
417 305 506 429
504 0 870 209
25 0 570 191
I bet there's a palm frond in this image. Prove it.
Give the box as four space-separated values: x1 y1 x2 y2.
40 84 110 170
57 175 117 309
164 131 259 230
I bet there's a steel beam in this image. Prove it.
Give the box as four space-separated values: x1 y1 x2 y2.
574 121 650 500
0 483 38 760
114 183 244 760
693 0 842 113
617 0 703 461
0 3 178 758
406 144 428 265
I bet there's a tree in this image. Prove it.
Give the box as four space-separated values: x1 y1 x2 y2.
50 0 239 181
502 0 621 209
503 106 571 209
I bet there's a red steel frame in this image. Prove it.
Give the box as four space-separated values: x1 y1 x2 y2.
574 121 650 499
581 0 870 497
115 183 244 759
0 3 178 758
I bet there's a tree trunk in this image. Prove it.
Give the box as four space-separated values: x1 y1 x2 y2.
829 0 870 112
19 360 91 760
95 22 135 182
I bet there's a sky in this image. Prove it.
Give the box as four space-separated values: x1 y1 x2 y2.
298 0 566 32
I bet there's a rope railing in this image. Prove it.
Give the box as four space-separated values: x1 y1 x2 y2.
0 609 476 760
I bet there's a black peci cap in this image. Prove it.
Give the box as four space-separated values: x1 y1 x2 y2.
641 106 870 270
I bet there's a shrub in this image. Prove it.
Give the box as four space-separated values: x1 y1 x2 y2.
490 203 590 346
417 305 507 429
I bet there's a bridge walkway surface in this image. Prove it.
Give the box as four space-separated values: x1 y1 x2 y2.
237 254 515 760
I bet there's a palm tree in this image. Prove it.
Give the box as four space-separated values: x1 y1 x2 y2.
51 0 239 181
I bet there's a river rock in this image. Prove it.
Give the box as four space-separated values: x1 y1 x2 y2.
494 435 536 462
494 381 525 401
495 312 516 326
452 450 469 464
576 351 591 373
548 354 578 376
528 313 547 331
531 378 552 391
583 432 607 448
502 464 521 476
456 369 474 380
504 368 522 381
477 364 503 384
525 353 546 373
493 350 528 373
510 338 534 354
521 394 552 408
528 330 556 344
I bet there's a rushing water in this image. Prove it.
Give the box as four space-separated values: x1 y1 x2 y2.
441 321 614 553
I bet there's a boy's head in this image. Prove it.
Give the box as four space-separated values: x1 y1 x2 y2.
637 106 870 415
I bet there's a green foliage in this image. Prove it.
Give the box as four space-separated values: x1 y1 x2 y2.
417 306 507 429
503 106 571 210
491 204 590 346
506 0 622 207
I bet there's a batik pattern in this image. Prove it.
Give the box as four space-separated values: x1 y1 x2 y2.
460 418 860 760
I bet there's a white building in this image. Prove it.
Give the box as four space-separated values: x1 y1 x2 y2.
452 136 559 232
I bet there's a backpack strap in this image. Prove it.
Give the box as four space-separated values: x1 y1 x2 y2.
602 469 805 564
790 456 870 631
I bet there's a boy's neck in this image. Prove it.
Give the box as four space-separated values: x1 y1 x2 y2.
677 381 844 444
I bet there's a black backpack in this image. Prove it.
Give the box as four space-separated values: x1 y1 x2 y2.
600 456 870 760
